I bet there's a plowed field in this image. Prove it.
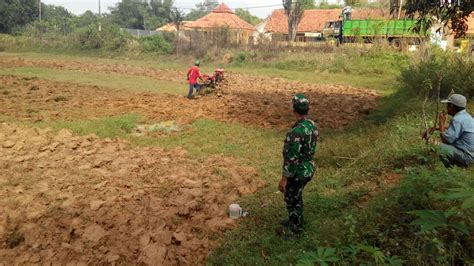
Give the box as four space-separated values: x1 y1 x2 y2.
0 55 379 265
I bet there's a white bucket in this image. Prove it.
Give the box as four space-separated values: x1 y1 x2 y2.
229 204 242 219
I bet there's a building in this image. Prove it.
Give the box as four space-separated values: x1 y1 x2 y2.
185 3 256 44
256 8 389 42
156 21 192 32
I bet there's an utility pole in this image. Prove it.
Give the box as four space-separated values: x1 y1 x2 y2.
39 0 42 21
98 0 102 31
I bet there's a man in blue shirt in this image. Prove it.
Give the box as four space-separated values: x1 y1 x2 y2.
437 94 474 167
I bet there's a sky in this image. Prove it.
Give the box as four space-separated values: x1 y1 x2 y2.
41 0 289 18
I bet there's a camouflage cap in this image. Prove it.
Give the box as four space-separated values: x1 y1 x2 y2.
195 60 200 66
292 93 310 110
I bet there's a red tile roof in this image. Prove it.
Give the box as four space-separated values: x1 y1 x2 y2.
213 3 233 14
265 8 390 33
186 2 255 31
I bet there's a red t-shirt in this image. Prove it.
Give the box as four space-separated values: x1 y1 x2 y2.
187 66 201 85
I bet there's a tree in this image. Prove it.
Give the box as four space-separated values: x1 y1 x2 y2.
316 0 342 9
109 0 148 29
149 0 174 26
170 7 184 56
344 0 360 6
109 0 175 30
302 0 316 9
185 0 219 21
283 0 305 42
404 0 474 38
235 8 262 25
0 0 38 33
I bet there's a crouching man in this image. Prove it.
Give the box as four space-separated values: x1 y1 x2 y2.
426 94 474 167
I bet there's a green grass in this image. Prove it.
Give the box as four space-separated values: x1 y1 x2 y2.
0 66 186 95
38 114 140 138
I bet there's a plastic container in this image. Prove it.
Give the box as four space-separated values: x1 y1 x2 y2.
229 204 242 219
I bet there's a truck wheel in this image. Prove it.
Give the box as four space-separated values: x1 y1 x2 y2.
391 39 403 51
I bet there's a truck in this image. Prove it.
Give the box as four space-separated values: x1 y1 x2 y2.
323 17 419 48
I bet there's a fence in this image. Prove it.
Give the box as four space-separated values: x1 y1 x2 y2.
120 28 161 38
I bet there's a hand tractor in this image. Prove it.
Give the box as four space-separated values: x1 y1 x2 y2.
199 68 225 94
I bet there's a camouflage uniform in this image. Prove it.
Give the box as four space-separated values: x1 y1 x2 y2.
282 94 318 232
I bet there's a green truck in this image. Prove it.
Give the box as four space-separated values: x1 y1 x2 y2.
322 18 418 48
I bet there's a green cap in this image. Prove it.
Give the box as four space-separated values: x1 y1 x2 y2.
292 93 310 110
195 60 200 66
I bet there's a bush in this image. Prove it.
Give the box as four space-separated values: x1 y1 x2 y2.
75 25 103 49
400 48 474 98
139 34 172 54
101 26 130 52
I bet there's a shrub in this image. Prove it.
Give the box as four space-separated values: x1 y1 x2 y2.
139 34 172 54
74 25 103 49
400 48 474 98
101 26 130 52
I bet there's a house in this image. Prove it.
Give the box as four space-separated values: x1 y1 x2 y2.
156 21 192 32
257 8 389 42
185 3 256 44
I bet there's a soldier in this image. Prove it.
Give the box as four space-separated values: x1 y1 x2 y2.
279 94 318 235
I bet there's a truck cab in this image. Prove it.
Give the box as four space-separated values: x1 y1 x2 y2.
322 20 342 40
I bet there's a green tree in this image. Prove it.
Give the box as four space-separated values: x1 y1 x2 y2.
149 0 174 26
404 0 474 37
235 8 262 25
185 0 219 21
109 0 148 29
0 0 38 33
41 4 74 35
73 10 99 28
302 0 316 9
316 0 341 9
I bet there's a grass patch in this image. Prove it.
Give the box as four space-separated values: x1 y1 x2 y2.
205 92 474 265
132 119 283 179
0 66 185 95
39 114 140 138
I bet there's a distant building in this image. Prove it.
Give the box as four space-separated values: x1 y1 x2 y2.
156 21 192 32
185 3 256 44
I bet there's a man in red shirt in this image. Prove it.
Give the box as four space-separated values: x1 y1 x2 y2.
187 60 202 99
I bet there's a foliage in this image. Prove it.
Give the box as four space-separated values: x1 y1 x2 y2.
109 0 174 30
75 25 103 49
409 210 469 234
400 48 474 98
296 248 339 266
0 0 38 33
138 34 172 54
316 0 342 9
185 0 219 21
301 0 316 9
235 8 261 26
404 0 474 37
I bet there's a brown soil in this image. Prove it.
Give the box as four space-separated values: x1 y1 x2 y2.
0 56 381 264
0 73 377 130
0 123 265 264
